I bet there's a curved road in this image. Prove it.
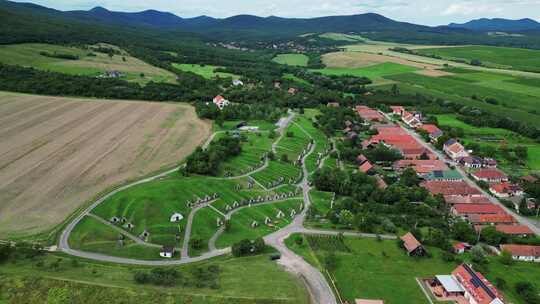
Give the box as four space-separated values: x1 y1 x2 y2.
58 111 394 303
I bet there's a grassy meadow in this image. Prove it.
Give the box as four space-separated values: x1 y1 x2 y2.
171 63 239 79
0 253 309 304
0 43 176 85
319 33 365 42
416 45 540 72
272 53 309 67
286 235 540 304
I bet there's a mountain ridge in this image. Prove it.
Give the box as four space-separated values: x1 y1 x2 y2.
448 18 540 32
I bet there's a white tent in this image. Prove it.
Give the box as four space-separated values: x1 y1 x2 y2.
170 213 184 222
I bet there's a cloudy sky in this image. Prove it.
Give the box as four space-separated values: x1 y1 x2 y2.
14 0 540 25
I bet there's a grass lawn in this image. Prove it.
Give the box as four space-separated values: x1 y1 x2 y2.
416 45 540 72
216 199 303 248
68 216 163 260
311 62 417 80
189 206 225 256
0 253 309 304
286 235 540 304
275 123 311 162
436 114 540 172
217 132 273 177
308 190 334 219
272 54 309 67
0 43 176 85
171 63 239 79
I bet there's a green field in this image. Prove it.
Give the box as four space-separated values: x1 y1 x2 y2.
190 206 225 256
216 199 303 248
283 73 311 85
385 69 540 126
0 43 177 85
295 116 331 174
436 114 540 173
171 63 239 79
319 33 365 42
272 54 309 67
217 132 273 177
69 216 163 260
416 45 540 72
311 62 417 80
287 235 540 304
0 253 309 304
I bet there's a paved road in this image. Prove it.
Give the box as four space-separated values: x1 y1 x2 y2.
384 113 540 236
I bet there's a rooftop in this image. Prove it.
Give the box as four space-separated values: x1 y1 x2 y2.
424 170 463 181
452 203 505 215
400 232 422 254
472 168 508 180
421 180 481 196
500 244 540 257
495 224 534 235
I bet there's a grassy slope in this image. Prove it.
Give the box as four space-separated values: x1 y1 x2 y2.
416 45 540 72
171 63 239 80
0 253 309 304
68 216 162 260
0 43 176 85
436 114 540 172
272 54 309 67
217 132 273 177
287 235 539 304
216 199 303 248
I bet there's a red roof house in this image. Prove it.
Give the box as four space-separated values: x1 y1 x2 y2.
469 214 516 225
444 195 492 205
489 182 523 198
495 224 534 236
451 204 505 217
451 264 504 304
359 161 374 174
419 124 443 141
443 139 469 160
400 232 426 256
500 244 540 262
472 169 508 183
421 181 481 197
394 159 448 175
356 106 384 122
390 106 405 116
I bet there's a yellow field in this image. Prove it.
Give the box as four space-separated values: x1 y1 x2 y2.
0 92 211 236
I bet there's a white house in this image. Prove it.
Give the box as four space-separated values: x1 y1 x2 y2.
213 95 230 110
443 139 469 160
170 213 183 222
160 246 175 258
500 244 540 262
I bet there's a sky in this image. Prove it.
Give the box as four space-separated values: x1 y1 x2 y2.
13 0 540 25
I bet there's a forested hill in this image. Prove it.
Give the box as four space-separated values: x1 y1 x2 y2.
448 18 540 32
3 0 540 48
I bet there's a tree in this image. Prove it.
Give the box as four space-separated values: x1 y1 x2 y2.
281 154 289 163
391 84 399 96
499 250 514 266
324 252 337 271
515 146 528 159
0 244 11 263
471 245 487 264
339 210 354 227
400 167 420 187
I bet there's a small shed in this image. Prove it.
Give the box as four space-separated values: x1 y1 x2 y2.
160 246 175 258
170 213 184 223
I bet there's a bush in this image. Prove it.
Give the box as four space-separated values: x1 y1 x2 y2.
232 238 265 257
134 268 182 286
286 131 294 137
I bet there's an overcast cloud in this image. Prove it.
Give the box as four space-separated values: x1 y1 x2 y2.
12 0 540 25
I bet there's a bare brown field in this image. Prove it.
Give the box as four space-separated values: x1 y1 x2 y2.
0 92 211 236
322 51 440 69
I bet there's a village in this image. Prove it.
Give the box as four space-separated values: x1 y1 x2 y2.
349 104 540 304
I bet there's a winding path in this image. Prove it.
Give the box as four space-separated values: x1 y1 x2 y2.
57 111 390 304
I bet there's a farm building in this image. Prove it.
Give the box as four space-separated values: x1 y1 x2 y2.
393 159 448 175
444 195 492 205
431 264 504 304
356 106 384 122
471 169 508 183
500 244 540 262
421 180 481 197
423 170 462 181
160 246 175 258
469 214 516 225
443 139 469 160
451 204 505 218
494 224 534 237
400 232 426 256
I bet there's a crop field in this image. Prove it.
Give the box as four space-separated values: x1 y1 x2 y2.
436 114 540 172
171 63 239 79
385 70 540 126
287 236 540 304
415 45 540 72
311 62 417 82
0 92 211 237
272 53 309 67
0 43 176 85
216 199 303 248
218 132 273 177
